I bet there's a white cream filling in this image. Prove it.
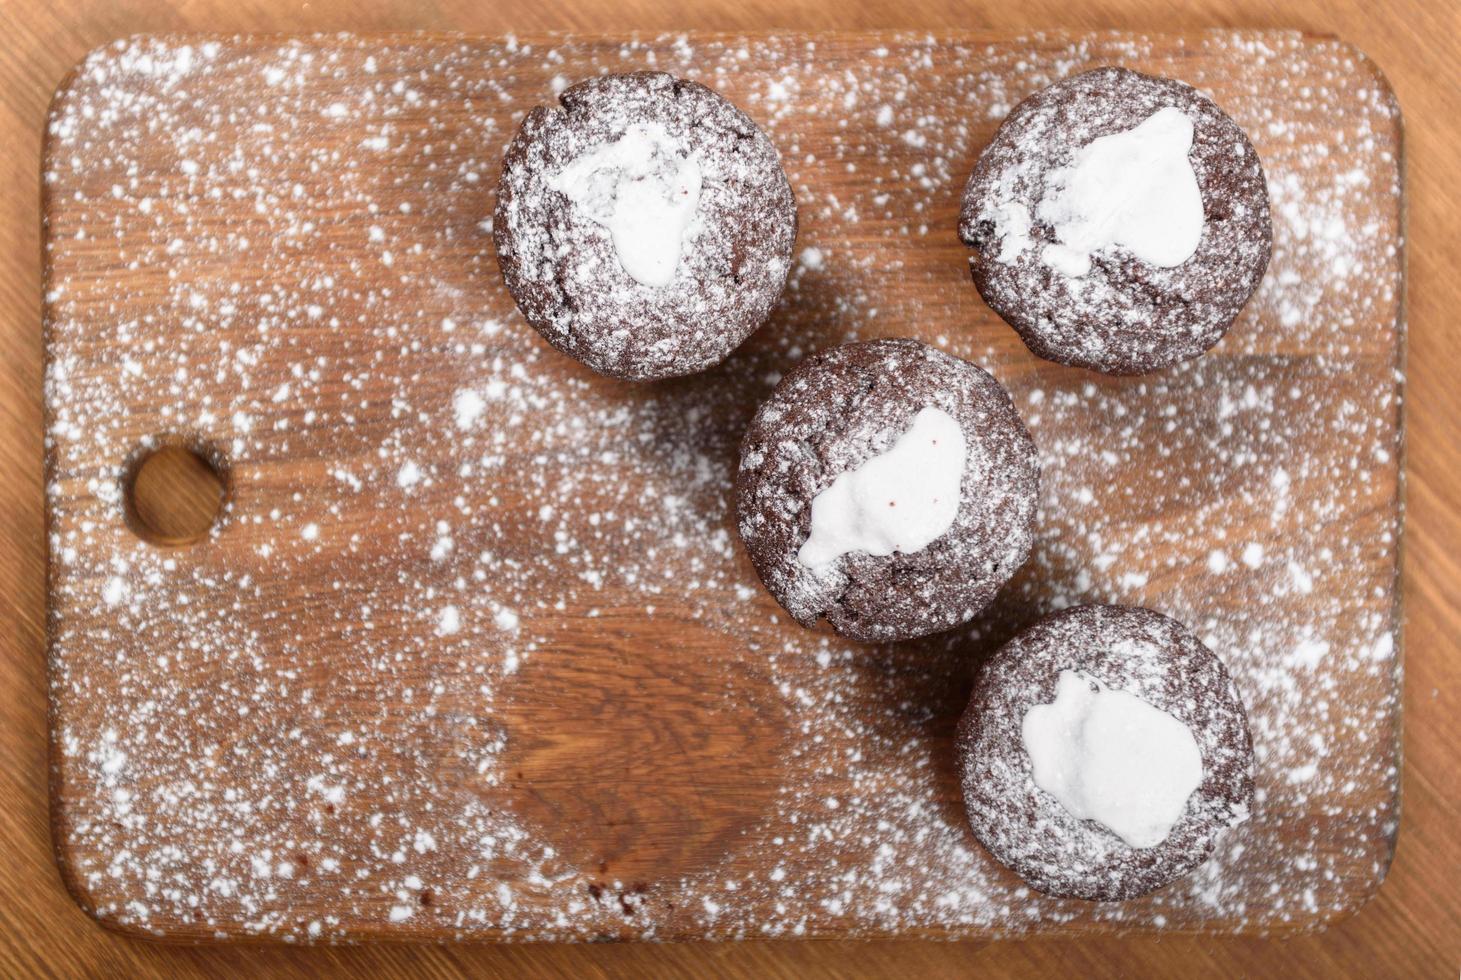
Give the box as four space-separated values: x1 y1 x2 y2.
1021 669 1204 849
549 122 702 287
798 407 967 568
992 107 1204 277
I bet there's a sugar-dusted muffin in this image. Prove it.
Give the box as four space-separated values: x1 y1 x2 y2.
495 71 797 381
956 604 1256 901
736 338 1039 643
959 67 1271 374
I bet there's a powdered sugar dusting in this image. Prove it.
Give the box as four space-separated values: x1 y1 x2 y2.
43 32 1401 940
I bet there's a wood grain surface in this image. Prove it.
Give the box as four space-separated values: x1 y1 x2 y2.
39 29 1404 943
4 1 1459 978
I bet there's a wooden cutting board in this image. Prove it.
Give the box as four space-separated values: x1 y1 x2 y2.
41 30 1404 942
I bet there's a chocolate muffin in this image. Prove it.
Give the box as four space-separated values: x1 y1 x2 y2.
494 71 797 381
736 338 1039 644
956 604 1255 901
958 67 1271 375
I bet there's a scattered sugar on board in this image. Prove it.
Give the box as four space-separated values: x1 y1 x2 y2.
42 32 1401 940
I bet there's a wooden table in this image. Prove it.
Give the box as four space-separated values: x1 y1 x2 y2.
2 0 1457 976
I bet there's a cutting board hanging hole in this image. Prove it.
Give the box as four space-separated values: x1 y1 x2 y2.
122 441 228 546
